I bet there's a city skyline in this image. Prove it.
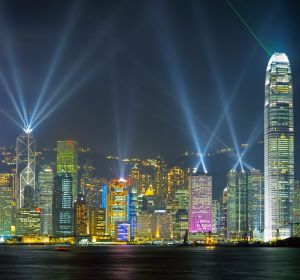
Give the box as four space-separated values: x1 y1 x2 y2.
0 1 298 179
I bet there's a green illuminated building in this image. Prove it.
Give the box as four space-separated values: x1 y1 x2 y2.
56 140 78 199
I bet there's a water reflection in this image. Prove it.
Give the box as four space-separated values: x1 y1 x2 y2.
0 246 300 280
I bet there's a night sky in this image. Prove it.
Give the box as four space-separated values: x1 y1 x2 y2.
0 0 299 181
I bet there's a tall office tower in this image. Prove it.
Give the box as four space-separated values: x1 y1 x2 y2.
154 157 168 208
264 53 294 241
227 170 248 240
101 183 107 209
129 165 140 192
248 169 264 239
82 178 101 208
293 181 300 237
16 130 36 209
52 173 73 236
173 209 189 240
107 179 128 238
218 187 228 237
127 185 138 240
138 173 152 195
74 193 88 236
37 165 54 235
167 167 186 202
0 173 14 235
56 140 78 200
188 173 212 234
212 200 220 234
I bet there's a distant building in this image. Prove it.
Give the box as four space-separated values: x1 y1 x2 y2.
218 187 228 237
212 200 220 234
0 173 14 235
37 165 54 235
107 179 128 238
174 209 189 240
57 140 78 200
227 170 248 239
116 222 130 241
16 208 41 236
52 173 73 236
293 181 300 236
248 169 264 239
174 188 189 212
136 210 173 240
167 167 186 202
154 157 168 208
74 193 88 236
188 173 212 234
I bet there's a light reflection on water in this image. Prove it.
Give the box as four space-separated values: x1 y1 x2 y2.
0 246 300 280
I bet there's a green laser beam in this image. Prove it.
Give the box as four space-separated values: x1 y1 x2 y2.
225 0 271 56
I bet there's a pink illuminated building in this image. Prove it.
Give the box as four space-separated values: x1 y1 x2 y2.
188 173 212 233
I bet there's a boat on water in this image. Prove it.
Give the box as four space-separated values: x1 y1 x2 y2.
54 246 70 251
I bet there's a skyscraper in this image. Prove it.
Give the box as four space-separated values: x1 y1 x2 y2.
52 173 73 236
227 170 248 240
264 53 294 241
248 169 264 239
107 179 128 238
37 165 54 235
57 140 78 200
74 193 88 236
16 131 36 209
188 173 212 234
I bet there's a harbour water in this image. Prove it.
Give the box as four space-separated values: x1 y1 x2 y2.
0 245 300 279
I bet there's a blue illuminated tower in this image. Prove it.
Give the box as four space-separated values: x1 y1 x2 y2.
52 173 73 236
264 53 294 241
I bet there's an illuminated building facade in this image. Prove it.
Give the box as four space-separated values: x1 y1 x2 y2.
174 188 189 211
143 185 156 211
101 184 107 209
0 173 14 235
74 193 88 236
107 179 128 238
52 173 73 236
264 53 294 241
174 209 189 240
218 187 228 237
37 165 54 235
154 157 168 208
136 212 152 240
248 169 264 239
293 181 300 237
116 222 130 241
212 200 220 234
16 208 41 235
167 167 186 201
227 170 248 239
96 208 106 235
57 140 78 200
188 173 212 234
16 131 36 209
127 186 138 239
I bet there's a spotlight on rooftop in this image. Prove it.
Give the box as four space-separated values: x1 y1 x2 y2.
119 178 126 183
23 126 33 134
